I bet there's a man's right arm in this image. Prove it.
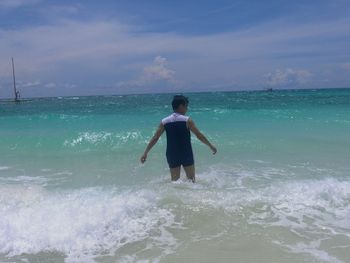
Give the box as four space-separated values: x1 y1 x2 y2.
140 122 165 163
187 118 217 154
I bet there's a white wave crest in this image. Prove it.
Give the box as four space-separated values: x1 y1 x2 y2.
0 185 178 262
63 131 142 148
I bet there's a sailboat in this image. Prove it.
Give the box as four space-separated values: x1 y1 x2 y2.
12 57 21 102
1 57 29 103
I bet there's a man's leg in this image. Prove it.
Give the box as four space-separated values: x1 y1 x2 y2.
183 164 195 183
170 166 181 181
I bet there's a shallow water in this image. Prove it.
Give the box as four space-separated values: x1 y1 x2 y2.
0 89 350 262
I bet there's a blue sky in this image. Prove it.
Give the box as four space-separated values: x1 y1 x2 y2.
0 0 349 97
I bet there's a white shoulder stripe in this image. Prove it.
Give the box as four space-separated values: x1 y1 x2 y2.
162 113 189 125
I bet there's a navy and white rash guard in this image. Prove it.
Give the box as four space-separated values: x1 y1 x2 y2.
161 112 194 168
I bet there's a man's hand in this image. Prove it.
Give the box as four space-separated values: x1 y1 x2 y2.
210 145 217 155
140 122 164 165
140 153 147 163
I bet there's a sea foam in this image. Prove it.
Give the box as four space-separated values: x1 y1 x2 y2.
0 185 178 262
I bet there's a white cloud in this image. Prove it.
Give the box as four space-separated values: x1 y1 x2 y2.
265 68 312 87
0 15 349 96
116 56 177 90
141 56 175 82
0 0 40 9
15 81 76 89
44 82 56 88
1 17 349 78
17 80 41 88
63 83 77 89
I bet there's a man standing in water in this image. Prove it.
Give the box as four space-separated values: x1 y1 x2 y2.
140 95 217 182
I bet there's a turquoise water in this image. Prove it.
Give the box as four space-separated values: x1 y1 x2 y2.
0 89 350 262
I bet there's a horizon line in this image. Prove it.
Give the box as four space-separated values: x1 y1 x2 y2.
1 86 349 101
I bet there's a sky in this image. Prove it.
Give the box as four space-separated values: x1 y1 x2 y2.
0 0 349 98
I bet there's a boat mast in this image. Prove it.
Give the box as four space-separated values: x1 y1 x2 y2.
12 57 20 102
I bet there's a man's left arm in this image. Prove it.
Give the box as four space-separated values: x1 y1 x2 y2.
140 122 165 163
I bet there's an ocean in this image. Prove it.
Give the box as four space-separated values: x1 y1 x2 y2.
0 88 349 263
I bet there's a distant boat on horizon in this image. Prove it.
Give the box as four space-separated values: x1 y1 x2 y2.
11 57 21 102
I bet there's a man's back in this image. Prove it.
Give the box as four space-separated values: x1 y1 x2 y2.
162 113 193 168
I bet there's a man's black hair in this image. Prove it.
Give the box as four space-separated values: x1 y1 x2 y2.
172 95 189 111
